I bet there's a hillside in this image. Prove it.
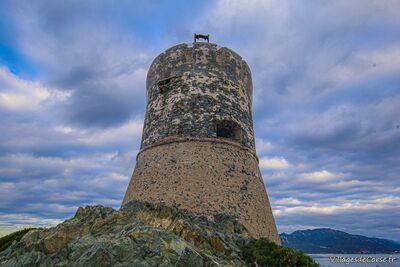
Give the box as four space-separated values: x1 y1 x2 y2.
280 228 400 254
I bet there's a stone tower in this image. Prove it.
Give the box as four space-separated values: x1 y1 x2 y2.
122 41 280 243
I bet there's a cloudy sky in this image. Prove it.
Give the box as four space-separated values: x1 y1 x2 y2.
0 0 399 240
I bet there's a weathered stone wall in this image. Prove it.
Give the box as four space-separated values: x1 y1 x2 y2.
123 139 280 244
141 42 255 149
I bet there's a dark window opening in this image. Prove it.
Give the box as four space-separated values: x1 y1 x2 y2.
215 120 243 142
157 76 176 93
157 78 171 93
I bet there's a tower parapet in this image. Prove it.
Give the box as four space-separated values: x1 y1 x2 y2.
123 41 280 244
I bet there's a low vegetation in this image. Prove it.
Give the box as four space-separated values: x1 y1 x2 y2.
0 228 37 252
241 238 319 267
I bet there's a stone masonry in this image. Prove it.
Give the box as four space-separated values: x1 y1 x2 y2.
122 42 280 244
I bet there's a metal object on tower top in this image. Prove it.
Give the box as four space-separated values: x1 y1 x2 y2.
194 33 209 43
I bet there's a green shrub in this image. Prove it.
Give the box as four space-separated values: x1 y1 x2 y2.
241 238 319 267
0 228 37 252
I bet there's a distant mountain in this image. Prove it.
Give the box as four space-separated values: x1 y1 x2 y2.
280 228 400 254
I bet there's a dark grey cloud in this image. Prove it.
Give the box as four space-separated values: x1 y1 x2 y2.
63 82 138 127
6 0 154 128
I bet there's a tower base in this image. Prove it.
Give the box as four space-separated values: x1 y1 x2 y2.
123 138 280 244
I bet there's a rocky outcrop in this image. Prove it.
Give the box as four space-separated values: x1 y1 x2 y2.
0 201 251 266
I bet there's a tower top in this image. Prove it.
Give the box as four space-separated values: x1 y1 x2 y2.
146 42 252 97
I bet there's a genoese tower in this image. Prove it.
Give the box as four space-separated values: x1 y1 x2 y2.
123 35 280 243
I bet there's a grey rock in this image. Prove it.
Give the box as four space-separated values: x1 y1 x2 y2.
0 201 249 266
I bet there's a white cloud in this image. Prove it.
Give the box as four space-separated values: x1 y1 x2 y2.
77 119 143 146
328 179 380 190
265 171 287 181
54 126 74 134
0 213 63 228
297 170 345 183
0 67 50 111
0 152 127 180
259 156 290 170
274 196 400 217
255 138 274 154
324 45 400 88
274 197 302 206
